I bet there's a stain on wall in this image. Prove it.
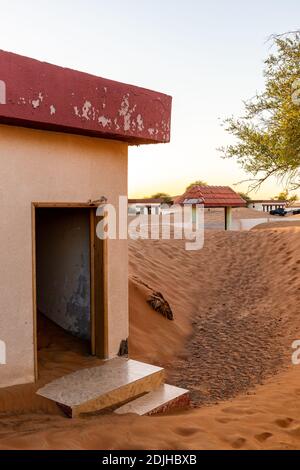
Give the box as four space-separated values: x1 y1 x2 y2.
36 208 91 340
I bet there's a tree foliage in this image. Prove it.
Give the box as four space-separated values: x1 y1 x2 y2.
273 190 298 205
273 191 289 201
151 192 172 204
220 32 300 191
186 180 207 191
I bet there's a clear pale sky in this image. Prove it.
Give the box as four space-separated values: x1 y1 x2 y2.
1 0 299 198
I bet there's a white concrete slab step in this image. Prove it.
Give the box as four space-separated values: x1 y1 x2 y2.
37 358 164 418
114 384 190 416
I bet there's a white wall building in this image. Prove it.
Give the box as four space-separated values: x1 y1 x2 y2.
248 200 288 213
128 198 164 215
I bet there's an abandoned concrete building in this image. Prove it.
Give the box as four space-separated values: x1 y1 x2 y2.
0 51 190 416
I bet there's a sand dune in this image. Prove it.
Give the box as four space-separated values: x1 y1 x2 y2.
0 225 299 449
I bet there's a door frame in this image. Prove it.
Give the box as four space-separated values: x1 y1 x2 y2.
32 202 108 381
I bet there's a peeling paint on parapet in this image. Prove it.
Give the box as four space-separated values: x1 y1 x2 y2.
0 50 172 144
98 115 111 128
82 100 92 120
137 114 144 131
114 117 120 131
118 94 137 132
0 80 6 104
31 92 44 109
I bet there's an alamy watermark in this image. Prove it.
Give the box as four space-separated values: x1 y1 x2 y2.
292 340 300 366
0 340 6 365
96 197 205 252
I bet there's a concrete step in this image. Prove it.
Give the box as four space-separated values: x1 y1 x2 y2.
37 358 164 418
114 384 190 416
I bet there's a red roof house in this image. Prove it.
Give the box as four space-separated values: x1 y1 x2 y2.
174 186 246 208
174 186 246 230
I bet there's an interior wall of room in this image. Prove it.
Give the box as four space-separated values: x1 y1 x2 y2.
0 124 128 388
36 208 91 341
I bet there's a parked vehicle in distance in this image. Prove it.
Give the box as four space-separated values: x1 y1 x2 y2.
269 207 288 216
292 208 300 215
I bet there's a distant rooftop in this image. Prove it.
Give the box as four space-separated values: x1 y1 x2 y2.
128 198 164 204
174 186 247 208
248 200 288 204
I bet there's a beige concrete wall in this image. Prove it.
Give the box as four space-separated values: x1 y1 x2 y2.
0 124 128 388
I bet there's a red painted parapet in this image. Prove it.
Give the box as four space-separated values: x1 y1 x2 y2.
0 50 172 144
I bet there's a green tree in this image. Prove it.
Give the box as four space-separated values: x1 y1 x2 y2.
186 180 207 191
273 190 298 206
273 191 289 201
220 32 300 191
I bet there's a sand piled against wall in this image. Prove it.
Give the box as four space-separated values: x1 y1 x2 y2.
0 227 299 450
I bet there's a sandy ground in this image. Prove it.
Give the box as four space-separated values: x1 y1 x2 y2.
0 216 299 450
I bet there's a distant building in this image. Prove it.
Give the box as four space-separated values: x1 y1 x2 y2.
248 200 288 212
128 198 169 215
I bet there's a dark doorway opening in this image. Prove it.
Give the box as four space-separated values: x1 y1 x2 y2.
36 208 91 342
33 205 106 379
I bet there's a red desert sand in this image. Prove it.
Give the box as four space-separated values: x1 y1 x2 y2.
0 218 299 450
